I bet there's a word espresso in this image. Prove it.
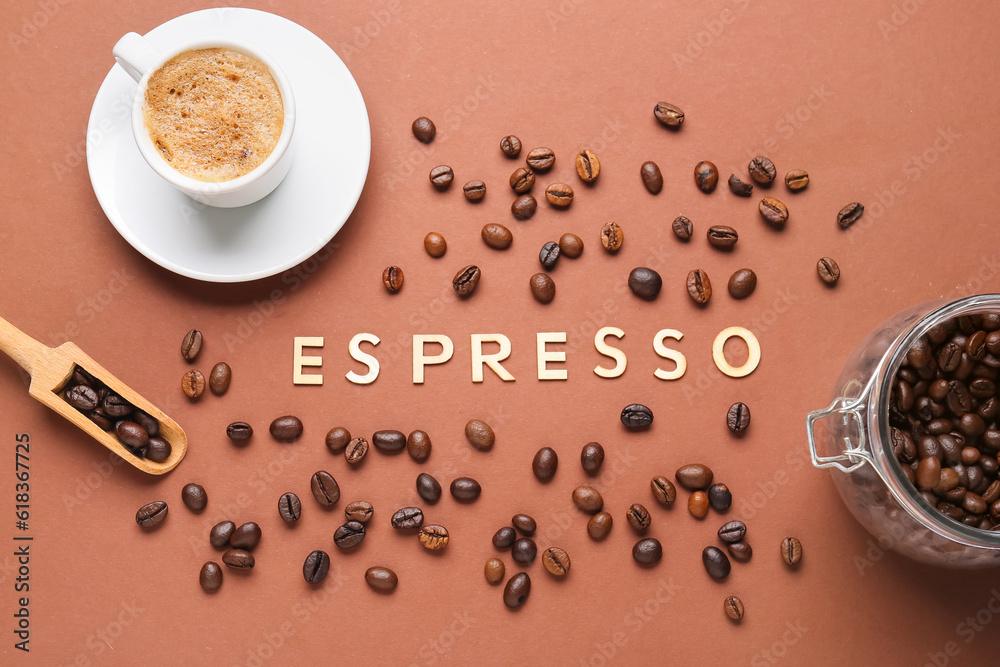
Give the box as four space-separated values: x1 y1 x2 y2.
290 326 761 386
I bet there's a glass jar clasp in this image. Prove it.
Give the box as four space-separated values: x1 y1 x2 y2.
807 397 873 473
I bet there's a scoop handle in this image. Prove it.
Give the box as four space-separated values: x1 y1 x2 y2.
0 315 54 376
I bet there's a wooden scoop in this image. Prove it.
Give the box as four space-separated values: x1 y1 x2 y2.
0 315 186 474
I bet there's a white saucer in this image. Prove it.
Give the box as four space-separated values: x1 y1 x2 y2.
86 8 370 283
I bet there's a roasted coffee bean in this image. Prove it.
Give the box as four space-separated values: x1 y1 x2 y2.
423 232 447 257
703 480 732 511
222 548 254 570
526 147 555 171
628 267 662 301
539 241 561 270
117 421 149 450
210 521 236 549
419 524 450 550
621 403 653 429
227 421 253 445
576 149 601 182
686 269 712 305
66 384 98 410
485 558 506 585
181 329 203 361
136 500 168 527
200 561 223 593
512 514 537 536
702 546 731 580
512 537 537 564
391 507 424 530
382 266 404 293
334 521 366 548
640 161 663 194
748 156 776 185
345 500 374 523
503 572 531 608
676 463 714 490
600 222 624 252
727 540 753 563
500 135 522 158
230 522 262 550
182 483 208 513
278 492 302 523
725 596 745 621
689 491 710 518
654 101 685 127
837 202 865 228
718 520 747 543
209 362 231 395
542 547 571 576
572 486 604 513
651 476 677 506
759 196 789 228
416 472 442 503
581 442 605 475
373 429 406 454
587 512 614 540
511 194 537 219
310 471 340 507
450 477 482 502
707 225 738 249
694 160 718 193
325 426 351 453
463 180 486 201
411 117 435 143
781 537 803 565
545 183 574 208
785 169 809 191
345 436 369 464
532 447 559 482
101 392 132 418
303 550 331 584
270 415 303 442
727 402 751 433
482 223 513 250
407 430 432 462
510 167 535 193
181 370 206 400
429 165 454 190
365 566 398 592
728 174 753 196
632 538 662 565
88 409 113 431
529 273 556 304
627 503 651 533
728 269 757 299
672 215 693 241
148 438 172 464
493 526 517 550
559 233 584 258
452 265 481 297
817 257 841 285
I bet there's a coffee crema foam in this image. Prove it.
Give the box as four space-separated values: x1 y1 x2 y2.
143 48 283 182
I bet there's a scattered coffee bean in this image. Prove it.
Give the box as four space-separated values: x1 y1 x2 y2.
686 269 712 305
325 427 351 453
628 267 662 300
546 183 574 208
462 419 494 451
334 521 366 548
303 550 331 584
117 422 148 451
728 269 757 299
512 537 537 564
689 491 710 518
621 403 653 429
181 329 203 362
391 507 424 530
672 215 694 241
200 561 223 593
382 266 404 293
503 572 531 608
485 558 506 585
452 265 481 297
559 233 584 258
463 180 486 201
748 156 776 185
270 415 303 442
182 369 206 400
539 241 561 270
210 520 236 549
365 566 398 592
429 165 454 190
511 194 537 219
572 486 604 514
576 149 600 182
785 169 809 191
500 135 522 158
529 273 556 304
372 429 406 454
510 167 535 193
627 503 652 533
411 117 435 143
532 447 559 482
209 361 231 395
587 511 614 540
278 492 302 523
512 514 537 535
651 476 677 506
227 421 253 445
136 500 168 527
708 483 732 512
416 472 442 503
493 526 517 550
817 257 841 285
727 541 753 563
653 101 684 128
640 161 663 194
837 202 864 228
600 222 624 252
526 147 555 171
482 223 513 250
535 549 567 579
728 174 753 196
781 537 803 565
230 522 262 550
345 436 369 464
706 225 738 249
702 546 731 580
676 464 714 489
694 160 718 193
182 483 208 513
146 437 171 462
581 442 605 475
727 402 751 433
424 232 447 257
724 596 745 621
419 524 450 550
632 538 663 565
310 471 340 507
759 196 789 228
450 477 482 502
345 500 374 523
718 520 747 543
406 430 432 462
222 548 254 570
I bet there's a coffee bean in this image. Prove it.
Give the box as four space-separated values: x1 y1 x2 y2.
226 421 253 445
117 421 148 450
817 257 841 285
510 167 535 193
334 521 366 548
632 538 662 565
102 392 133 418
411 117 435 143
572 486 604 514
66 384 98 410
391 506 424 530
503 572 531 608
576 149 600 182
382 266 404 293
270 415 303 442
181 329 203 362
181 369 205 400
748 156 776 185
200 561 223 593
718 520 747 543
545 183 574 208
587 512 614 540
689 491 710 518
465 419 495 451
230 522 262 550
429 165 454 190
88 409 112 431
500 135 522 158
511 194 537 219
136 500 168 527
676 463 714 489
727 402 751 433
581 442 605 475
539 241 561 270
529 273 556 304
640 161 663 194
621 403 653 429
463 180 486 201
626 503 651 533
450 477 482 502
651 476 677 506
222 548 254 570
785 169 809 191
310 471 340 507
724 596 745 621
559 233 584 258
526 147 555 171
628 267 662 300
416 472 442 503
837 202 865 228
209 362 231 395
133 410 159 438
532 447 559 482
210 521 235 549
728 174 753 197
708 483 732 512
485 558 506 585
541 547 571 576
345 500 374 523
694 161 718 193
600 222 624 252
365 566 398 592
452 265 481 297
303 550 331 584
407 430 432 462
702 546 731 580
324 426 350 453
372 429 406 454
727 541 753 563
512 514 537 535
182 483 208 513
686 269 712 305
759 196 789 228
653 101 684 128
278 492 302 523
482 223 513 250
512 537 537 564
424 232 447 257
419 524 450 550
781 536 803 565
672 215 694 241
493 526 517 550
706 227 738 252
728 269 757 299
345 436 369 464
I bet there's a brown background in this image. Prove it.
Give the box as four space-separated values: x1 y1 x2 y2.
2 0 1000 664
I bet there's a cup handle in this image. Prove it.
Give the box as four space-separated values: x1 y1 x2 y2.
113 32 160 83
806 397 873 473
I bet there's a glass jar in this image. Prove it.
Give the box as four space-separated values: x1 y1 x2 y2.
807 294 1000 568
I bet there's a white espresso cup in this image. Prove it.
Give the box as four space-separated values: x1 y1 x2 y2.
113 32 296 208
